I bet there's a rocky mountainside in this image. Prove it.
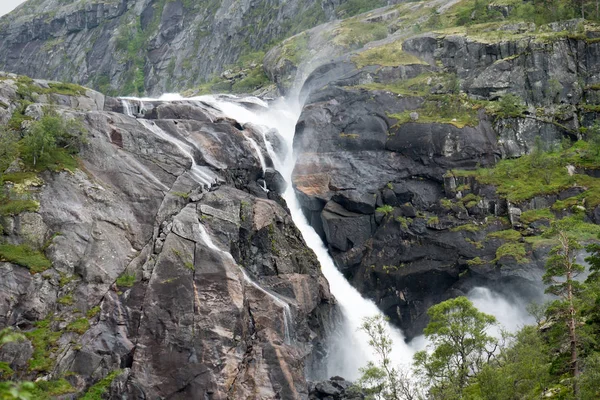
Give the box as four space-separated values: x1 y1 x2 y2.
0 0 398 97
0 73 338 398
281 3 600 337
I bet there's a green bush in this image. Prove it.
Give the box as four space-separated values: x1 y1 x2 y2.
20 109 86 171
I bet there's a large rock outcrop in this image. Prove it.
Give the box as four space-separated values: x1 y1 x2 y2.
291 21 600 338
0 72 336 398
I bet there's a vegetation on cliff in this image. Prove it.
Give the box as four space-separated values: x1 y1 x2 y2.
360 229 600 399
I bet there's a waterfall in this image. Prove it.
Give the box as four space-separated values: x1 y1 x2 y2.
119 94 416 380
136 118 216 188
184 96 417 380
196 222 293 344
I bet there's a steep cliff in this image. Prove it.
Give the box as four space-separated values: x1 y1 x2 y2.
286 2 600 337
0 0 351 96
0 73 336 398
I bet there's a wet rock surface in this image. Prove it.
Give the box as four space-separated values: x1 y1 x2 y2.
0 74 336 398
290 21 600 338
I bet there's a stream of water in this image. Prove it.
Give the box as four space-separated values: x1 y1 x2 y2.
120 94 534 381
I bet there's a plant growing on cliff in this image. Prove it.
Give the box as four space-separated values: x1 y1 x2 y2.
414 297 498 399
358 315 421 400
20 109 86 170
543 228 585 396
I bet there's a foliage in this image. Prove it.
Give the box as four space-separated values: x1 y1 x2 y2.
20 109 86 170
543 229 585 395
66 318 90 335
466 326 552 399
450 140 600 207
414 297 498 399
358 316 419 400
376 205 394 215
0 128 18 176
0 244 51 274
25 319 61 373
80 370 122 400
116 273 135 288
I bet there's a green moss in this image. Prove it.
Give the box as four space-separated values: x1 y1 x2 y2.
57 295 74 306
451 223 480 232
30 379 76 398
495 242 528 263
66 318 90 335
86 306 101 318
0 199 39 216
25 319 62 373
450 141 600 207
465 238 484 249
0 244 51 273
467 256 487 266
487 229 522 241
376 205 394 215
396 216 411 229
80 369 123 400
0 361 13 378
115 273 135 288
520 208 555 224
389 94 480 129
352 40 428 69
1 172 39 184
331 19 388 48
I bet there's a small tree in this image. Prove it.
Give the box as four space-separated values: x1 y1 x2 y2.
413 297 498 399
358 315 420 400
543 229 584 396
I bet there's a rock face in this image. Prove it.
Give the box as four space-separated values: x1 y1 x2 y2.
0 73 335 398
291 21 600 338
0 0 353 96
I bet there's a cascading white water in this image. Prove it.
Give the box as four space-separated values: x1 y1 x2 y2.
179 95 417 380
137 117 216 188
120 93 537 382
196 222 293 344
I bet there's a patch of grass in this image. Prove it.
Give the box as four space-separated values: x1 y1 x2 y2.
467 256 487 266
0 361 13 378
66 318 90 335
352 40 428 69
115 273 135 288
0 172 38 184
451 223 481 232
0 199 39 216
389 94 480 129
376 205 394 215
57 295 74 306
487 229 522 241
495 242 528 263
396 216 411 229
449 141 600 207
520 208 555 224
331 19 388 48
80 369 123 400
171 191 189 199
25 319 62 373
86 306 101 318
31 378 76 398
465 238 484 249
0 244 51 273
